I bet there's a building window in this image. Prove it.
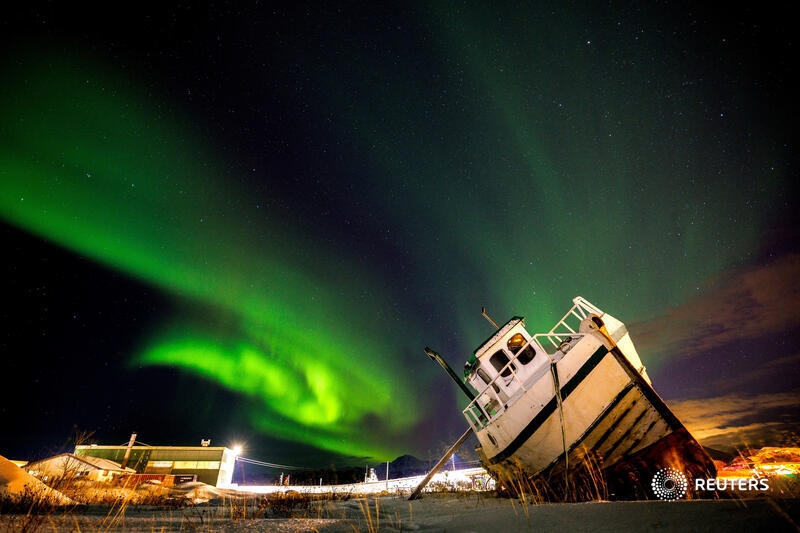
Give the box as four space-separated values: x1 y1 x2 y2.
147 461 174 468
173 461 220 469
507 333 536 365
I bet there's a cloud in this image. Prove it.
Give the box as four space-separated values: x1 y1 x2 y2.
669 390 800 451
629 253 800 364
709 352 800 391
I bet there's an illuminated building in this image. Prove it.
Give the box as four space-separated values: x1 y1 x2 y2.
74 444 237 487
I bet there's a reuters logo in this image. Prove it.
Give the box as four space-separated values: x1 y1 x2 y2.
651 467 688 501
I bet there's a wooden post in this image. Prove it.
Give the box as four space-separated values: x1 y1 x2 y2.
408 428 473 500
120 432 136 470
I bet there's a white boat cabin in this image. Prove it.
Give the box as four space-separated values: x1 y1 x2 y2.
464 317 572 413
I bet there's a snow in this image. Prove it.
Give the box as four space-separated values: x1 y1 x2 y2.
227 467 489 495
0 454 73 504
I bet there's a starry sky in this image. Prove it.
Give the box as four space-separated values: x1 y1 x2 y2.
1 2 797 468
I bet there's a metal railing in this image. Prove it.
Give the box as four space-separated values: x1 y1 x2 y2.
462 297 603 432
540 296 602 350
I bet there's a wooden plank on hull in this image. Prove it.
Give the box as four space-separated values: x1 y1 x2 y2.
625 418 670 458
619 414 660 458
592 396 640 452
605 406 662 465
602 404 650 461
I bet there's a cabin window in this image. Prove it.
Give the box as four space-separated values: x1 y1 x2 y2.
507 333 536 365
489 350 514 377
477 367 502 393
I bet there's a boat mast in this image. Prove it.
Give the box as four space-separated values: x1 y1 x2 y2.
481 306 500 329
424 347 476 401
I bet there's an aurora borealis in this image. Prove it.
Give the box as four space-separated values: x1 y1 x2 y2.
0 60 419 459
1 3 797 466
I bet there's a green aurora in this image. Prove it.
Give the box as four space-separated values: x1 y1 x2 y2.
0 60 419 460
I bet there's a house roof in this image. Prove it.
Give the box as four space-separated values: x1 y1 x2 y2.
24 453 135 473
75 445 229 451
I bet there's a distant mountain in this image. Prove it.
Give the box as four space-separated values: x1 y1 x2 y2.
390 455 430 477
703 446 735 462
370 453 481 480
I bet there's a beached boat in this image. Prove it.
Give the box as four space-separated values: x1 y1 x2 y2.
457 297 715 498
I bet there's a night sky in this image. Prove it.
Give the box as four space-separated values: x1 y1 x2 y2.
1 2 797 469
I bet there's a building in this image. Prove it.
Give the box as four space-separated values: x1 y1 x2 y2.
74 445 237 487
24 453 135 483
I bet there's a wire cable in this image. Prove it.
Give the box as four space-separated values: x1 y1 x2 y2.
236 456 315 470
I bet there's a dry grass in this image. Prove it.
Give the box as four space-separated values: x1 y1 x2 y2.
0 484 350 532
492 446 608 504
0 485 78 533
0 477 191 533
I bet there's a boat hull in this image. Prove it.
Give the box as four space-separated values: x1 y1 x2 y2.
473 334 715 499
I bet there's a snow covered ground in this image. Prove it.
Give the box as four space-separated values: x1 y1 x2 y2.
228 466 490 495
0 454 73 504
1 494 799 532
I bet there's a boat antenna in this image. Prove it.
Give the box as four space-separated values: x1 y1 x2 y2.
481 307 500 329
